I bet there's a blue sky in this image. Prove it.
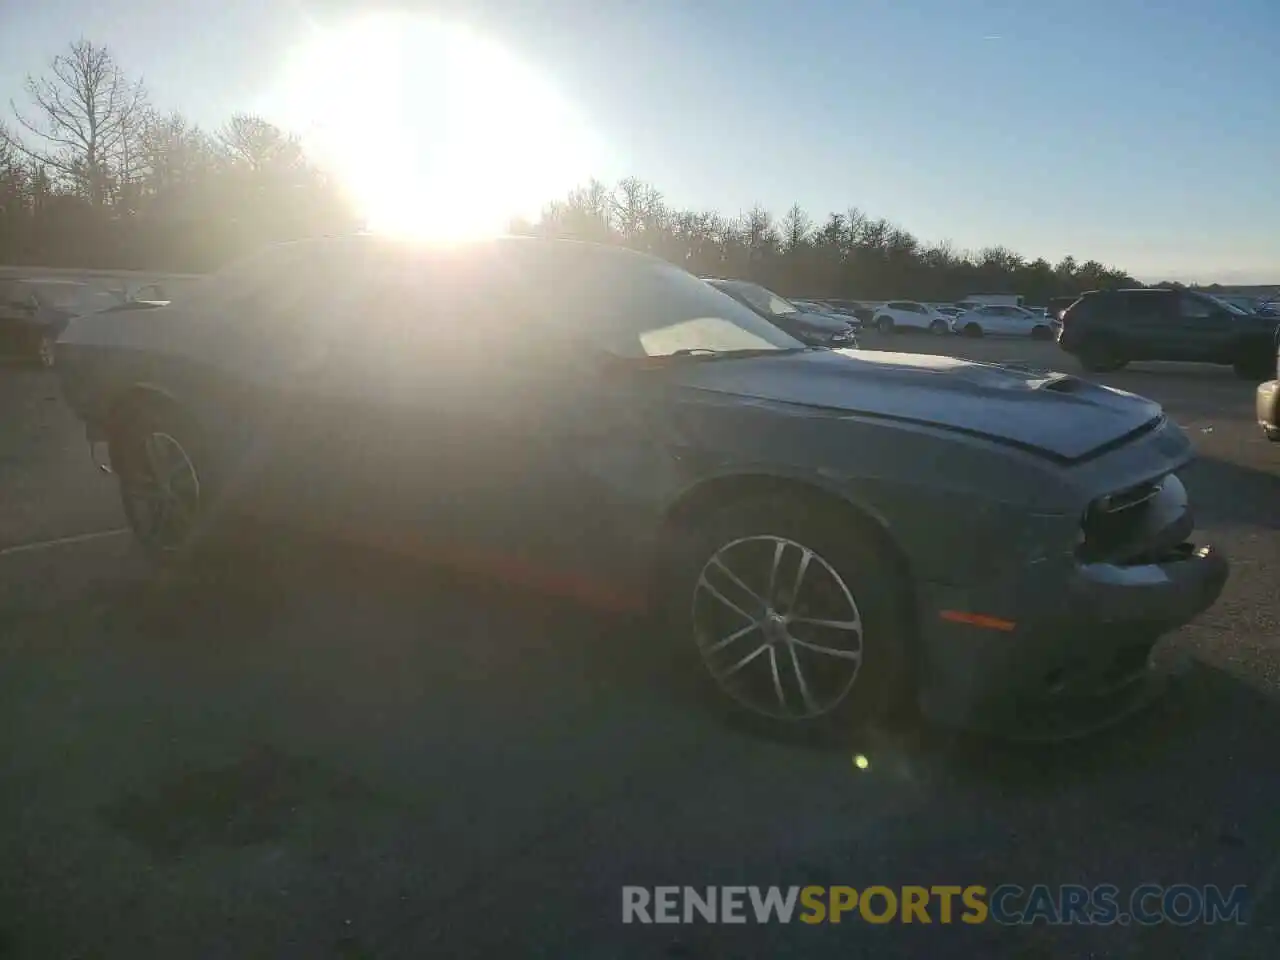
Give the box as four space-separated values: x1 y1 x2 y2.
1 0 1276 282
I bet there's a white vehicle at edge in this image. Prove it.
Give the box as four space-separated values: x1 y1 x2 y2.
870 300 954 335
954 303 1056 339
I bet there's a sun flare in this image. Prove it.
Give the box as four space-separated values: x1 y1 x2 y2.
267 14 603 240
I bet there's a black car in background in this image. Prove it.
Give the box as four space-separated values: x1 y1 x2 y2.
704 279 858 348
1058 287 1280 379
824 299 878 326
0 278 124 367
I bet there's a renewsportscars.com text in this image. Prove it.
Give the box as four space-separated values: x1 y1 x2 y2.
621 884 1249 926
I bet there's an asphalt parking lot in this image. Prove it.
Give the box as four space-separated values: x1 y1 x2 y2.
2 336 1279 958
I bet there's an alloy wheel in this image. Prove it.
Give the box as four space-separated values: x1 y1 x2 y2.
121 431 202 552
691 535 864 721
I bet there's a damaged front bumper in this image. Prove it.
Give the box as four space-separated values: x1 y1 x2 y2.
914 472 1228 740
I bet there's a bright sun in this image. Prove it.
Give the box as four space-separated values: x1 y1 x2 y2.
267 14 604 240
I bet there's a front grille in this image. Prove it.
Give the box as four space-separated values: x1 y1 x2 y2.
1078 475 1192 564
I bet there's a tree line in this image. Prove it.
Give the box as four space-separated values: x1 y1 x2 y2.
0 40 359 274
515 178 1137 303
3 39 1143 303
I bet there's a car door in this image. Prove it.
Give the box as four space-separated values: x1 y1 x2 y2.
313 250 682 602
1174 292 1237 362
982 306 1010 334
892 302 920 329
968 305 996 333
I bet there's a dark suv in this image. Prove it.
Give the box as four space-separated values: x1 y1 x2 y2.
1058 288 1280 379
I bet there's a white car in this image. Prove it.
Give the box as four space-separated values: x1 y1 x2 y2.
954 304 1056 339
871 300 954 335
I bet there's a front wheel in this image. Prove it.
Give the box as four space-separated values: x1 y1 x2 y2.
929 319 950 336
666 496 912 741
1030 325 1052 341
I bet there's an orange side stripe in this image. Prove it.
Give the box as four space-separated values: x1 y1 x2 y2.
939 610 1018 632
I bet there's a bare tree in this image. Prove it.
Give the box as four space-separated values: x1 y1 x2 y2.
216 114 305 175
779 203 812 252
3 40 148 206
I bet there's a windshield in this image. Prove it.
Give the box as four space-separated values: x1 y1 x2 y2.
720 280 801 318
507 246 804 358
1202 293 1249 316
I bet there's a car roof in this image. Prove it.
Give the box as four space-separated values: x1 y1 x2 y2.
256 234 665 272
17 278 90 288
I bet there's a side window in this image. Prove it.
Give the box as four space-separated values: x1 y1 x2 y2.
907 303 926 314
1122 294 1165 323
1178 295 1217 320
204 244 313 319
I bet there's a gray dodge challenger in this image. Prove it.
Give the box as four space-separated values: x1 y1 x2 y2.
55 236 1228 739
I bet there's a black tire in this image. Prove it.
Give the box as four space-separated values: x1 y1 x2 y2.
662 495 913 743
1030 325 1052 341
929 319 950 336
1232 358 1271 382
1078 349 1127 373
876 316 895 334
110 400 225 568
962 323 983 338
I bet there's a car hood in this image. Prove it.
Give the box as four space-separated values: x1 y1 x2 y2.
787 310 850 332
668 349 1165 462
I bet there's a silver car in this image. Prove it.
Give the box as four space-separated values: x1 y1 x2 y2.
55 237 1228 740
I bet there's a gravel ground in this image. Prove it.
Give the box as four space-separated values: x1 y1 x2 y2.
1 337 1278 959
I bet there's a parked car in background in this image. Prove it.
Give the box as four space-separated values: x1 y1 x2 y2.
704 279 858 347
963 293 1025 308
954 304 1057 340
0 278 125 367
791 299 864 332
825 300 878 326
871 300 953 335
55 235 1229 738
1058 288 1280 378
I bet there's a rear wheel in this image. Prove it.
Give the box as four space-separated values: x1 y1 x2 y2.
1031 325 1052 341
665 495 912 741
962 323 983 338
1079 347 1128 373
876 316 895 334
1233 358 1272 381
111 402 220 566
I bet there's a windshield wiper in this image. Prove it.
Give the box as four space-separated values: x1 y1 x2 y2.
664 347 813 361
